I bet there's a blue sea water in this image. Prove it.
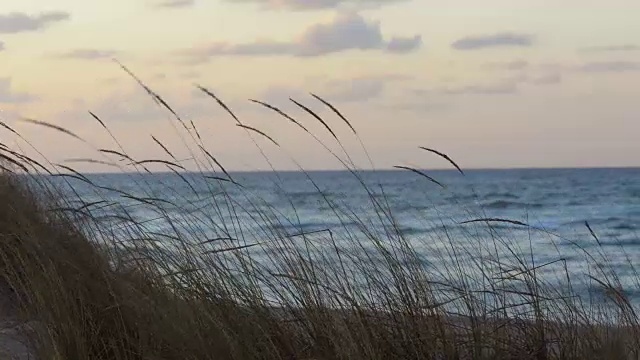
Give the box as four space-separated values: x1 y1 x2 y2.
51 167 640 308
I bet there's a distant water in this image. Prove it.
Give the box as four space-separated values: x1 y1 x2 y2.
51 168 640 306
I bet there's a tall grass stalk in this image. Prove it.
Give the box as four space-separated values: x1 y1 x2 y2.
0 76 638 359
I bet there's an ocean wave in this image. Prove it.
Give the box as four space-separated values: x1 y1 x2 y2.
482 192 520 200
612 223 638 231
560 217 636 230
444 193 479 201
481 200 544 210
268 221 358 235
596 238 640 248
287 190 333 198
626 189 640 198
382 225 428 236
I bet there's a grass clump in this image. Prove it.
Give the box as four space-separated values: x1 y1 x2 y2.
0 75 639 359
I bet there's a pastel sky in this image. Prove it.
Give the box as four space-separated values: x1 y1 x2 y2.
0 0 639 172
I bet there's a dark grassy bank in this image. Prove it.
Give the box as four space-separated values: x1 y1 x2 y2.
1 78 639 359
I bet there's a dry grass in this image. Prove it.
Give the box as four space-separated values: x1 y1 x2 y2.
0 75 639 359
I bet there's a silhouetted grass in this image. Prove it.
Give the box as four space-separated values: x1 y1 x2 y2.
0 73 639 359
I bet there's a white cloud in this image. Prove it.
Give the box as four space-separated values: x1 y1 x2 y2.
153 0 196 8
0 11 69 34
58 49 120 60
230 0 409 11
179 12 421 61
579 61 640 73
482 60 529 71
580 44 640 53
452 33 534 50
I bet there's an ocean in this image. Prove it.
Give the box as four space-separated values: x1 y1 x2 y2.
51 167 640 309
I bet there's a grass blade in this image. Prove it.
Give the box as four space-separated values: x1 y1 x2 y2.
393 165 444 189
237 124 280 147
419 146 464 175
20 118 85 142
310 93 357 135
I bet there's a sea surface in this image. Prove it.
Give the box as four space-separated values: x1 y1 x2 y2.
51 167 640 310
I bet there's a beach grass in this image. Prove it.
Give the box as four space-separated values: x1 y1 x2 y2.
0 76 639 359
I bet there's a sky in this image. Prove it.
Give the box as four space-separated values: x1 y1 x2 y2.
0 0 639 172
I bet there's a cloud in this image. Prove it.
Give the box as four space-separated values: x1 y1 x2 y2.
256 86 308 107
579 61 640 73
61 86 206 125
580 44 640 53
180 12 421 61
0 11 70 34
186 41 292 58
483 60 529 71
154 0 195 8
452 32 534 50
231 0 408 11
325 78 385 101
250 74 404 112
479 61 561 85
59 49 120 60
528 73 561 85
0 41 4 51
320 74 405 102
420 70 561 97
0 78 38 104
386 35 422 53
384 100 448 114
441 82 519 95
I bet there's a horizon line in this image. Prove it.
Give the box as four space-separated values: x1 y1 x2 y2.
44 164 640 176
